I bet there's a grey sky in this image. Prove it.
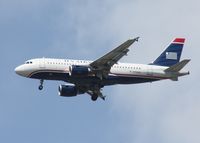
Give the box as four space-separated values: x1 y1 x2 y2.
0 0 199 143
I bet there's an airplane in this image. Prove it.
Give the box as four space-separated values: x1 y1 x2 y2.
15 37 190 101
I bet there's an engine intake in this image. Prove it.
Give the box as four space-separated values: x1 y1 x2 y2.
69 65 91 77
58 85 85 97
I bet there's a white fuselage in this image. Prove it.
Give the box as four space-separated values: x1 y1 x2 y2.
15 58 174 81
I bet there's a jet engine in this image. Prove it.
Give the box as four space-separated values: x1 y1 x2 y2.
69 65 91 77
58 85 84 97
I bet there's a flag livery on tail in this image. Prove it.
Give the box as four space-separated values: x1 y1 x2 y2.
153 38 185 66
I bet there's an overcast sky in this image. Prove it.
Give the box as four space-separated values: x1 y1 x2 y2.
0 0 200 143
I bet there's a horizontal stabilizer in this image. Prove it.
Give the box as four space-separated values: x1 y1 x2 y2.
165 59 190 72
171 77 178 81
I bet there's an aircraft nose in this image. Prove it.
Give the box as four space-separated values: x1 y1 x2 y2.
15 66 25 76
15 66 21 74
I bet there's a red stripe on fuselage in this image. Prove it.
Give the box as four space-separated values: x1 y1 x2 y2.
28 69 68 77
110 73 169 80
28 69 169 80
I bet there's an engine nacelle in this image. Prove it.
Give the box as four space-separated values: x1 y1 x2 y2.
58 85 78 97
69 65 91 77
58 85 85 97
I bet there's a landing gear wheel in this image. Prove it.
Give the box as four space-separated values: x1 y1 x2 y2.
38 85 43 90
38 79 44 90
91 95 98 101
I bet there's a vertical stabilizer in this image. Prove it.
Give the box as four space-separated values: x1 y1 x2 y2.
153 38 185 66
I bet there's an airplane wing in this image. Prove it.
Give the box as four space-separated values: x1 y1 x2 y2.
90 37 139 78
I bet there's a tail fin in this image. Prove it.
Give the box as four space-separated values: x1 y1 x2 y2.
153 38 185 66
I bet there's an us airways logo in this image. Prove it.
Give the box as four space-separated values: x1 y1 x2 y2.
166 52 177 60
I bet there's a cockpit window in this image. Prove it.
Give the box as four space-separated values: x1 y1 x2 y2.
25 61 33 64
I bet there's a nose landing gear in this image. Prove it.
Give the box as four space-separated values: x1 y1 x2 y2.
38 79 44 90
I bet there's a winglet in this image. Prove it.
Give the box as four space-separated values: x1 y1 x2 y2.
135 37 139 42
129 37 139 42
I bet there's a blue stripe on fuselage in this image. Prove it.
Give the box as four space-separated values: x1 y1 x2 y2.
29 70 162 85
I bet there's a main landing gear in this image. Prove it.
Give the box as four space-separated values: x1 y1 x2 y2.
91 94 98 101
87 88 106 101
38 79 44 90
